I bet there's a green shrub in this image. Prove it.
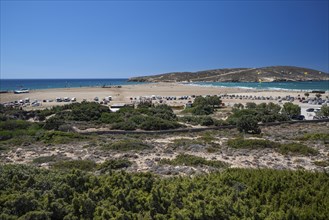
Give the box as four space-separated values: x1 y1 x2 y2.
319 105 329 117
70 102 110 121
179 116 200 125
299 133 329 141
140 117 181 130
111 121 137 130
213 119 229 126
100 112 124 124
37 131 87 144
43 117 65 130
313 160 329 167
52 160 96 171
191 105 213 115
97 159 132 173
282 102 301 117
200 116 214 126
159 154 228 169
0 130 13 141
0 120 31 130
236 115 261 134
32 155 57 164
129 115 147 124
150 105 177 121
278 143 318 156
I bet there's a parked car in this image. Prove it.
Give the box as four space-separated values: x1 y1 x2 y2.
291 115 305 120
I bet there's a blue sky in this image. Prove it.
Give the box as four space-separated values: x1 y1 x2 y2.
1 0 328 79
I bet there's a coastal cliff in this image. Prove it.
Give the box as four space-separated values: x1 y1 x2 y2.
128 66 329 83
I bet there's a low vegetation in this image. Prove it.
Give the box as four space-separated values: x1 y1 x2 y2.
227 102 291 125
1 164 328 219
32 155 57 164
52 160 97 171
278 143 318 156
299 133 329 141
159 154 228 169
183 96 222 115
228 138 318 156
102 139 152 152
97 158 132 173
228 138 279 149
313 160 329 167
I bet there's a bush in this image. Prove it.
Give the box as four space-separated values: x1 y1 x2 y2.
129 115 147 125
179 116 216 126
43 117 65 130
319 105 329 117
159 154 228 169
191 105 213 115
200 116 214 126
278 143 318 156
100 112 124 124
299 133 329 141
32 155 57 164
0 120 31 130
313 160 329 167
282 102 301 117
37 131 87 144
0 131 13 141
104 140 152 151
70 102 110 121
236 115 261 134
140 117 181 130
150 105 177 121
111 121 137 130
97 159 132 173
52 160 96 171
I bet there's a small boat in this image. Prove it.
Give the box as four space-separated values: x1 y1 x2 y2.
14 89 29 94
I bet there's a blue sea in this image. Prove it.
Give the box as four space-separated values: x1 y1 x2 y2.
0 79 328 92
188 80 329 92
0 79 146 91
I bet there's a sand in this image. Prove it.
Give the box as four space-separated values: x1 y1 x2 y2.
1 83 327 118
1 82 323 103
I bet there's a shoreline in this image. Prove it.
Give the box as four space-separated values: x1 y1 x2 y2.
0 82 329 103
1 79 328 93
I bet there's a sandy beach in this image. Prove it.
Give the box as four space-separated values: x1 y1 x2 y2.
1 82 326 106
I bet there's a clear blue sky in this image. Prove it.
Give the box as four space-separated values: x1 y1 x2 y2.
1 0 328 79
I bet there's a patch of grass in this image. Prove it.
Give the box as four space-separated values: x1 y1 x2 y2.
299 133 329 141
314 160 329 167
38 131 88 144
159 154 228 169
206 146 221 153
278 143 318 156
227 138 318 156
103 140 152 152
0 145 9 151
52 160 96 171
32 155 57 164
198 132 216 143
169 138 204 150
97 158 132 173
227 138 279 149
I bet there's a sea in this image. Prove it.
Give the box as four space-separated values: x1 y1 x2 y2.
188 80 329 92
0 79 146 91
0 79 328 92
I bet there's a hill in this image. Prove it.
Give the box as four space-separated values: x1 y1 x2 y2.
128 66 329 82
